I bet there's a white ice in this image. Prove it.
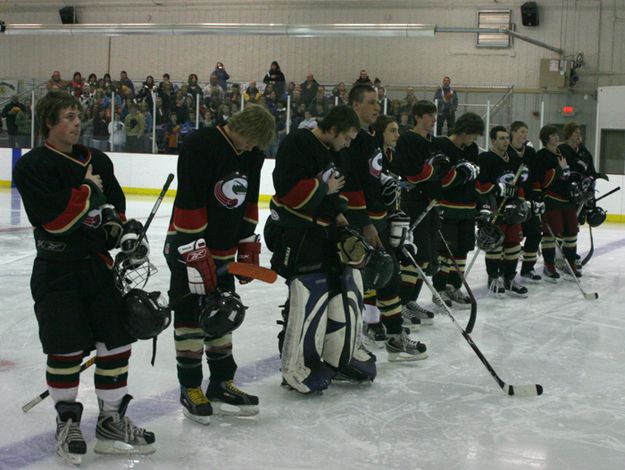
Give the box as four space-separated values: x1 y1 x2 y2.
1 187 625 470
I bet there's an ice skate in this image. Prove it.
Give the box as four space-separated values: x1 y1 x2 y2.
385 330 428 362
403 301 434 326
207 380 259 416
488 276 505 298
55 401 87 466
504 278 529 298
445 285 472 310
180 386 213 425
364 322 387 349
542 263 560 283
520 269 542 283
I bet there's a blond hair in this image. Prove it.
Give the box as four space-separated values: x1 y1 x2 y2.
227 104 275 149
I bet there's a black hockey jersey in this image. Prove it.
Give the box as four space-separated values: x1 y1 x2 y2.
535 148 570 209
13 143 124 260
508 144 541 201
164 126 264 263
558 143 598 178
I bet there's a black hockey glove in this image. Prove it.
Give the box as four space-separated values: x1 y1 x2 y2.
531 200 545 215
476 203 492 223
120 219 150 269
497 182 517 199
427 153 451 178
101 205 124 250
455 161 479 183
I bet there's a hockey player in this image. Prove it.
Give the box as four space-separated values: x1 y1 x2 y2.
508 121 544 282
12 91 155 464
477 126 529 297
164 104 275 423
342 85 427 363
394 100 448 326
268 105 368 393
431 113 484 308
535 125 575 281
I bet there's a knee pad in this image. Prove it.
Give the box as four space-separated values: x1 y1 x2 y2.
281 273 331 394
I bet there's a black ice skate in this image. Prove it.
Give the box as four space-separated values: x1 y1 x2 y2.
520 269 542 283
206 380 259 416
543 263 560 283
504 278 529 298
488 276 506 297
55 401 87 466
364 322 387 349
180 386 213 425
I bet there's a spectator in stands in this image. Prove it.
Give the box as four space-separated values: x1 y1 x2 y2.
158 79 175 117
265 90 280 116
80 106 94 146
124 104 145 152
332 81 347 99
300 73 319 106
389 99 402 120
15 100 32 149
186 73 203 104
2 95 26 147
298 110 318 130
263 60 286 96
216 103 232 126
108 112 126 152
244 80 261 103
284 81 296 101
354 69 372 85
92 109 110 151
377 86 387 109
398 111 411 135
433 76 458 136
174 89 189 124
139 102 153 151
158 73 176 94
87 73 98 89
137 75 157 111
203 74 224 105
165 114 180 153
308 86 328 115
228 83 242 107
212 62 230 90
70 72 83 98
46 71 68 92
119 70 135 97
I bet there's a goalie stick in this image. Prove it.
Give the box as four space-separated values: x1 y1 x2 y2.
402 247 543 397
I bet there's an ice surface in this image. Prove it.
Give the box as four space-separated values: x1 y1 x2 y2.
1 188 625 469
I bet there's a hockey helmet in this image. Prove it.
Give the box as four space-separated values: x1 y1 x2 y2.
502 199 530 224
198 290 248 338
362 249 394 291
476 223 505 252
336 226 374 267
587 206 607 227
123 289 171 340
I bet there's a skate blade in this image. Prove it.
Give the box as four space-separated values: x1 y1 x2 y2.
387 351 428 362
182 408 211 425
94 439 156 455
543 276 559 284
505 291 528 299
211 402 259 417
417 317 434 326
363 337 386 349
450 302 472 311
56 448 82 466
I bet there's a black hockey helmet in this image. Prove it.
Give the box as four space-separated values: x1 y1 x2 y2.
587 206 607 227
502 199 531 224
123 289 171 340
476 223 505 252
362 249 394 291
198 290 248 338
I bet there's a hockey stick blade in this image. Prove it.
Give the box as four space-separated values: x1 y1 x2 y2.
503 383 544 397
227 263 277 284
584 292 599 300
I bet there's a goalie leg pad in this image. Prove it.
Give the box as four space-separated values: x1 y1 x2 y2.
281 273 335 394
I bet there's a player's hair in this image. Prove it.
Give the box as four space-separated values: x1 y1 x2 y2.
413 100 437 118
451 112 485 136
563 122 582 139
36 91 82 138
539 124 559 145
348 84 376 106
372 115 396 136
317 105 360 134
227 104 275 150
489 125 508 141
510 121 528 134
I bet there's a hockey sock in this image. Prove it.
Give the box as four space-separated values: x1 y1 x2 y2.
94 343 131 410
205 333 237 382
432 256 450 291
448 257 466 289
47 351 83 404
485 246 503 278
521 250 538 272
503 244 521 279
174 320 205 388
541 235 556 264
562 235 578 265
399 262 418 303
377 295 403 335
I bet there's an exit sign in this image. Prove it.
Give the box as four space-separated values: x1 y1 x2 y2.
562 105 576 116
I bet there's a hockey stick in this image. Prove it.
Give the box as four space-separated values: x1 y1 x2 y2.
22 356 96 413
465 164 527 280
408 199 438 232
594 186 620 204
581 225 594 267
136 173 175 247
227 262 277 284
542 217 598 300
402 247 543 397
437 230 478 334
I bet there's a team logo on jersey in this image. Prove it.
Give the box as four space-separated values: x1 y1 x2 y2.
270 208 280 221
369 149 383 179
214 173 248 209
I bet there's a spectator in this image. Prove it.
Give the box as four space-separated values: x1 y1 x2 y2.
79 84 94 108
186 73 203 104
158 73 177 95
212 62 230 90
332 81 347 98
354 69 372 85
158 79 175 117
284 81 296 101
108 112 126 152
137 75 157 111
203 74 224 105
87 73 98 89
263 60 286 96
139 102 153 151
70 72 83 98
216 103 232 126
377 86 387 109
389 99 402 120
124 104 145 152
298 110 318 130
119 70 135 97
91 109 110 151
433 76 458 136
165 114 180 153
174 89 189 124
244 80 261 103
80 106 94 146
102 73 115 96
300 73 319 106
398 112 411 135
46 71 68 92
15 101 32 148
2 95 26 147
228 83 242 107
308 86 328 115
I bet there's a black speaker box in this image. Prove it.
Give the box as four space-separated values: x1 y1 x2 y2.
59 7 77 25
521 2 539 27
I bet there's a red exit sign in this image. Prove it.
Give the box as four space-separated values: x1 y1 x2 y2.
562 105 576 116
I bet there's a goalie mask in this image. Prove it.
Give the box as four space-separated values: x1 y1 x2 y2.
476 223 505 252
587 206 607 227
198 290 248 338
336 226 374 267
362 249 394 291
123 289 171 340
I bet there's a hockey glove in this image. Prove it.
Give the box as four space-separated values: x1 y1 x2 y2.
497 182 518 199
388 210 412 248
455 161 479 183
100 204 123 250
236 234 261 284
476 204 492 223
531 200 545 215
178 238 217 295
120 219 150 269
427 153 451 178
380 172 399 208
